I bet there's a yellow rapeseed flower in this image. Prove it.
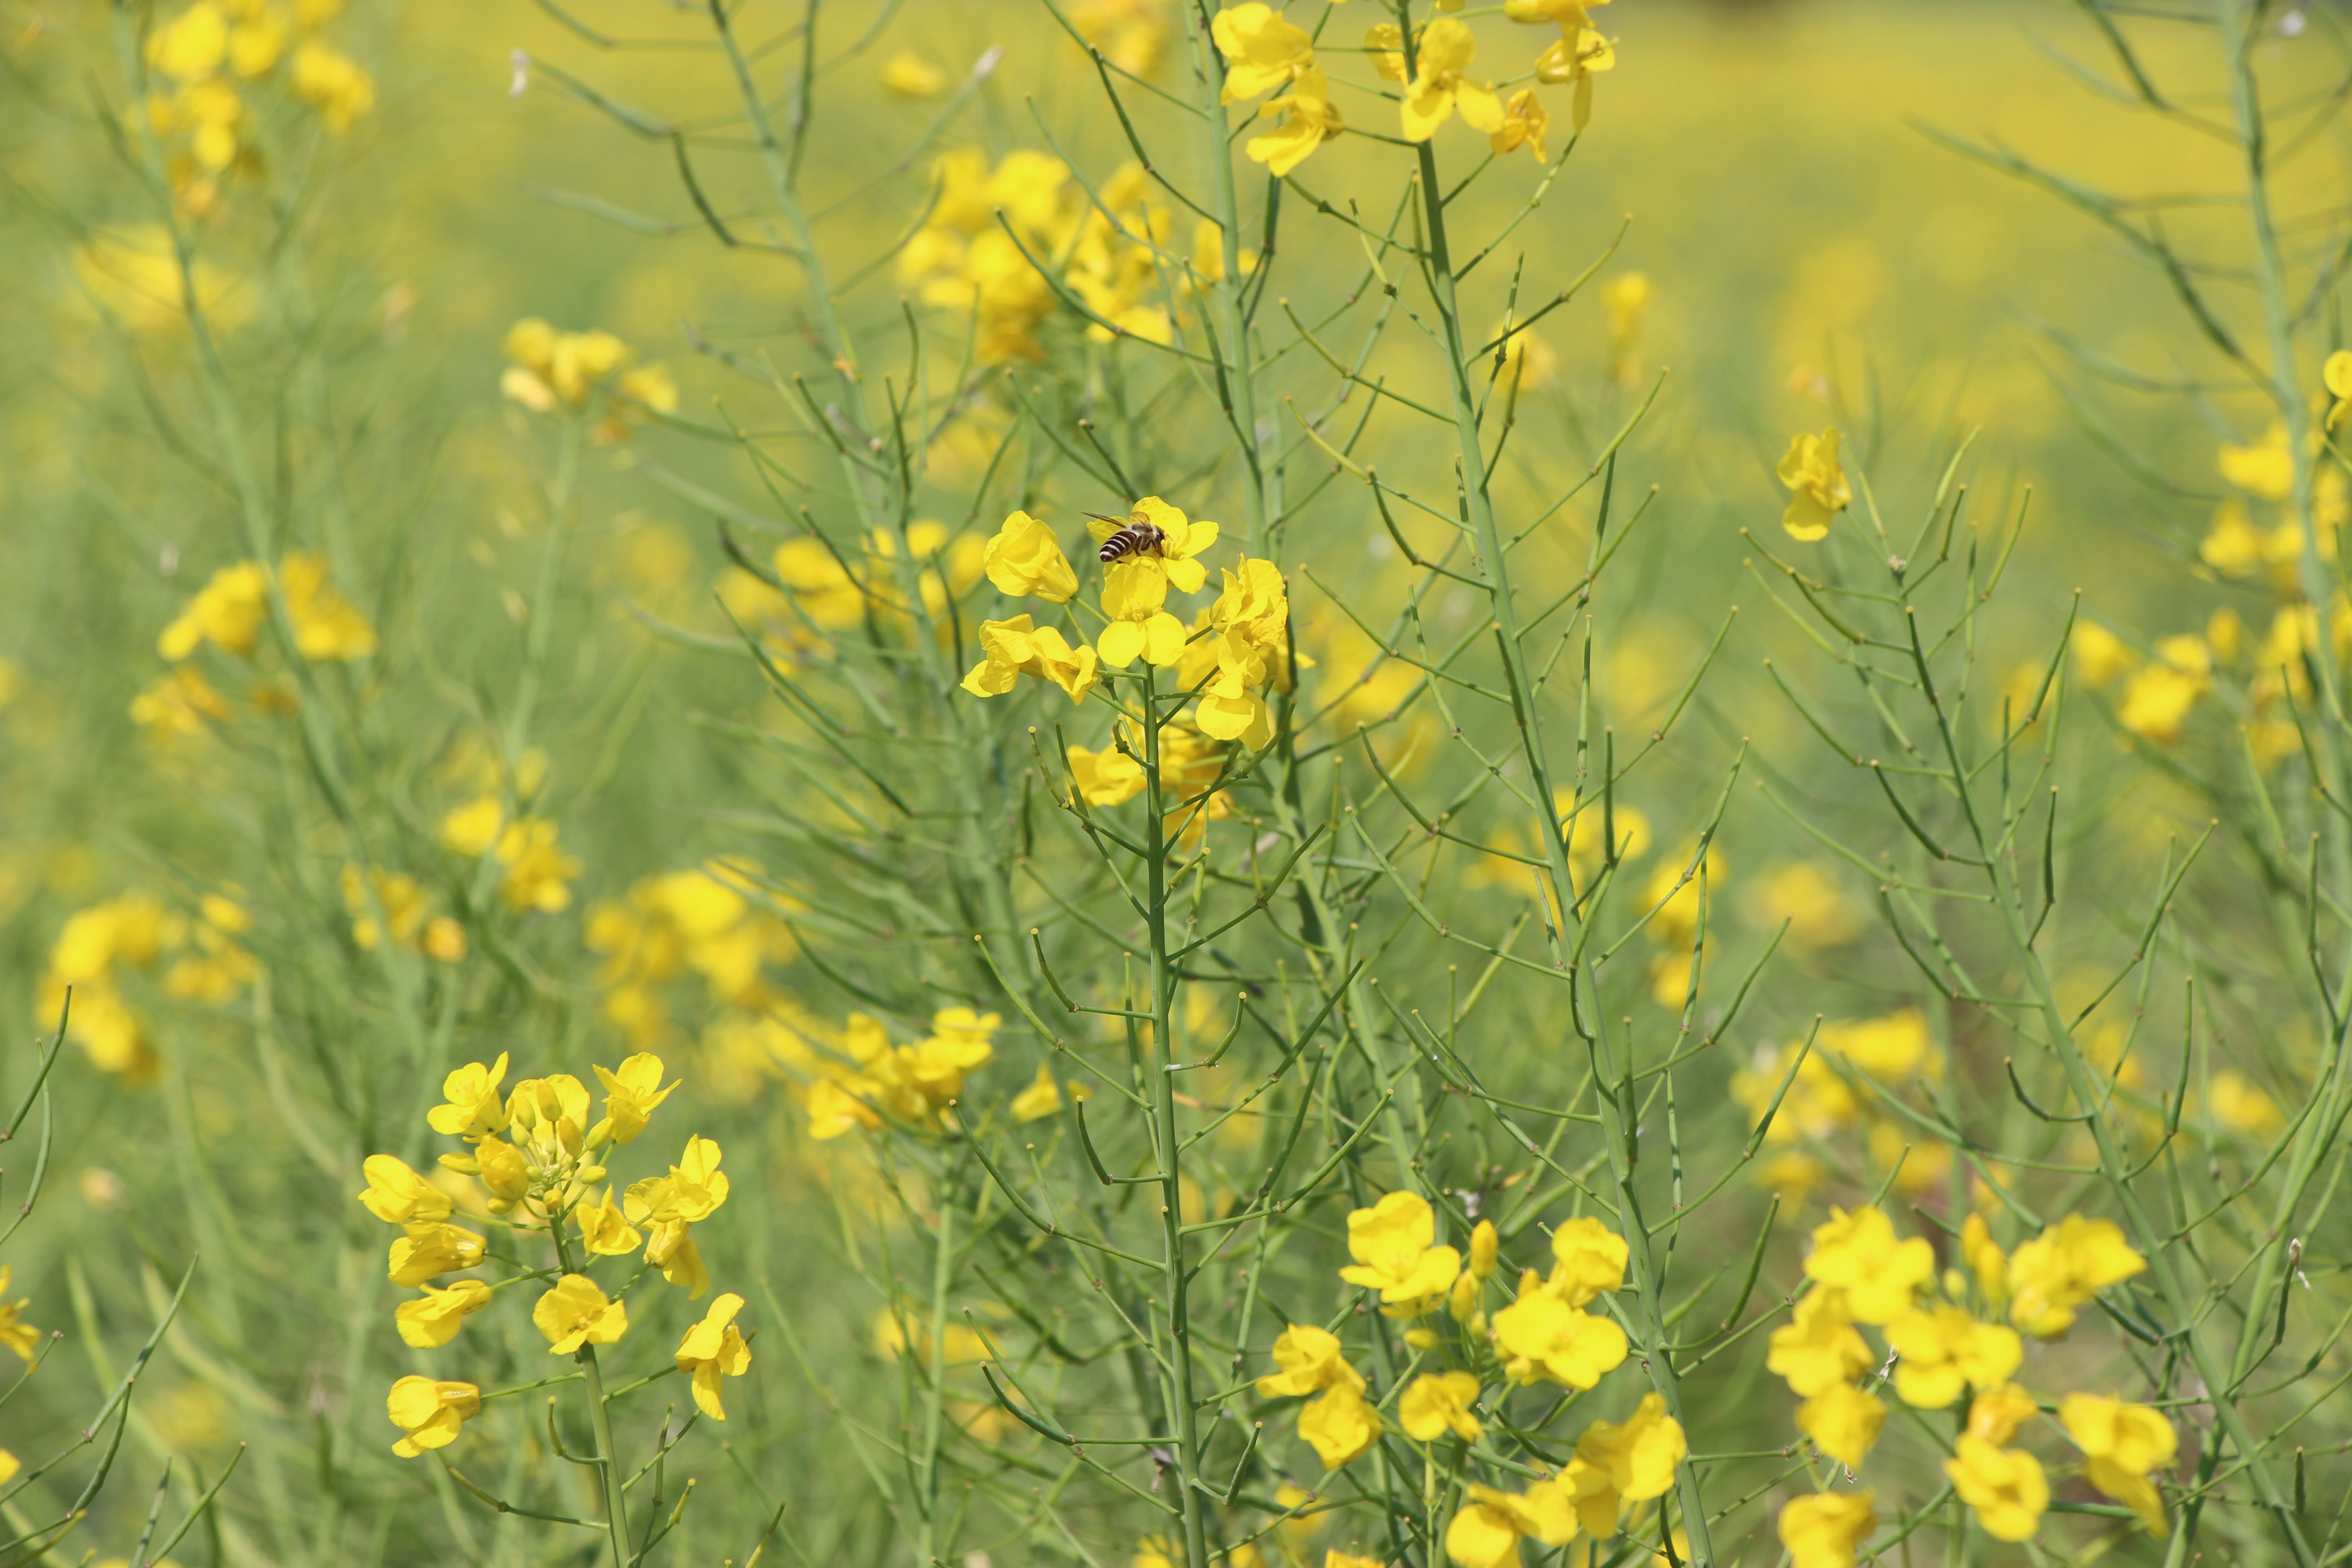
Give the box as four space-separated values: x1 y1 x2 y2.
388 1221 485 1288
1945 1435 2047 1542
426 1053 511 1139
1401 20 1503 144
1336 1190 1462 1316
1965 1382 2038 1444
1295 1386 1381 1469
2004 1214 2145 1337
1210 3 1313 101
982 510 1078 603
879 51 948 98
1491 88 1549 162
1255 1323 1363 1398
0 1269 39 1367
395 1279 491 1349
1777 1490 1875 1568
1565 1393 1686 1536
1010 1062 1087 1122
385 1375 480 1456
1491 1275 1628 1388
1247 64 1343 177
357 1153 454 1224
1445 1479 1577 1568
960 615 1101 703
1883 1303 2021 1409
1798 1381 1884 1469
1777 429 1851 541
1802 1206 1932 1324
675 1292 754 1420
533 1274 628 1354
2060 1393 2175 1534
1399 1370 1482 1443
590 1052 678 1147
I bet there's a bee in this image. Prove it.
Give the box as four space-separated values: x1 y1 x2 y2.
1088 510 1166 564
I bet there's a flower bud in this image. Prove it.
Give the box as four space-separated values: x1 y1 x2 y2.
1403 1326 1441 1352
1469 1219 1498 1280
476 1138 530 1201
577 1164 607 1185
1448 1271 1480 1323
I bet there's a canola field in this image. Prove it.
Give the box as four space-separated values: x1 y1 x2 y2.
2 1 2350 1566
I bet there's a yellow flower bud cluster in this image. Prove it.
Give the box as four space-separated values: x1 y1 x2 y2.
1728 1009 1950 1202
133 554 376 746
498 318 678 443
137 0 371 214
1761 1203 2171 1567
361 1049 755 1459
34 888 257 1081
585 858 798 1048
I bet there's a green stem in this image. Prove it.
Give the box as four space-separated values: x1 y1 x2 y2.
1187 7 1270 543
1407 133 1717 1568
1144 675 1211 1568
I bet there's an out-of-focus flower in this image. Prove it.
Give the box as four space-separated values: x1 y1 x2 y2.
1778 429 1851 541
2219 424 2295 502
1247 64 1343 177
1965 1383 2037 1446
1073 0 1169 76
72 227 251 336
2205 1069 2284 1137
2004 1215 2144 1337
1945 1436 2047 1542
1400 1370 1483 1443
1009 1062 1086 1122
1778 1490 1875 1568
1603 272 1652 384
131 666 231 740
2060 1394 2176 1534
0 1269 39 1366
1744 861 1863 949
1798 1380 1885 1468
879 51 947 98
1490 89 1549 162
1803 1206 1932 1324
2117 635 2210 745
1296 1386 1381 1469
1446 1478 1576 1568
1767 1290 1871 1396
1882 1304 2022 1409
289 40 373 130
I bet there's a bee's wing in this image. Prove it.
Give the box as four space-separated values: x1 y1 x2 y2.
1083 513 1127 545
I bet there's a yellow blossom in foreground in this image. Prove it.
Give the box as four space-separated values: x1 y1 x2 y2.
1338 1190 1462 1315
576 1187 642 1257
1401 20 1503 143
1446 1479 1577 1568
395 1279 492 1349
2061 1394 2176 1534
1491 1277 1627 1388
1400 1371 1483 1442
982 510 1078 603
1779 1490 1875 1568
1564 1394 1686 1536
1211 3 1313 101
1767 1290 1870 1395
1798 1381 1885 1469
590 1052 677 1147
534 1274 628 1354
1491 88 1549 162
1543 1216 1627 1305
1883 1304 2021 1409
1946 1436 2047 1541
386 1376 480 1456
1803 1206 1932 1324
1297 1386 1381 1469
1248 65 1343 177
387 1221 485 1288
1965 1382 2038 1445
1098 558 1187 668
676 1292 754 1420
426 1053 511 1138
0 1268 39 1366
357 1154 454 1225
2005 1214 2145 1337
961 616 1100 703
1777 429 1851 541
1256 1323 1364 1398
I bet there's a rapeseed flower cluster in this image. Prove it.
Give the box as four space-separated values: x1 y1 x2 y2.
1765 1203 2172 1564
499 318 678 442
801 1007 1003 1138
586 859 796 1045
1246 1192 1685 1568
1729 1009 1951 1203
132 552 375 743
36 888 257 1080
360 1049 755 1457
439 794 582 916
717 519 988 666
138 0 372 213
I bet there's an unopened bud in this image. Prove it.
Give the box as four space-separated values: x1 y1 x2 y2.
1470 1219 1499 1280
1448 1271 1480 1323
